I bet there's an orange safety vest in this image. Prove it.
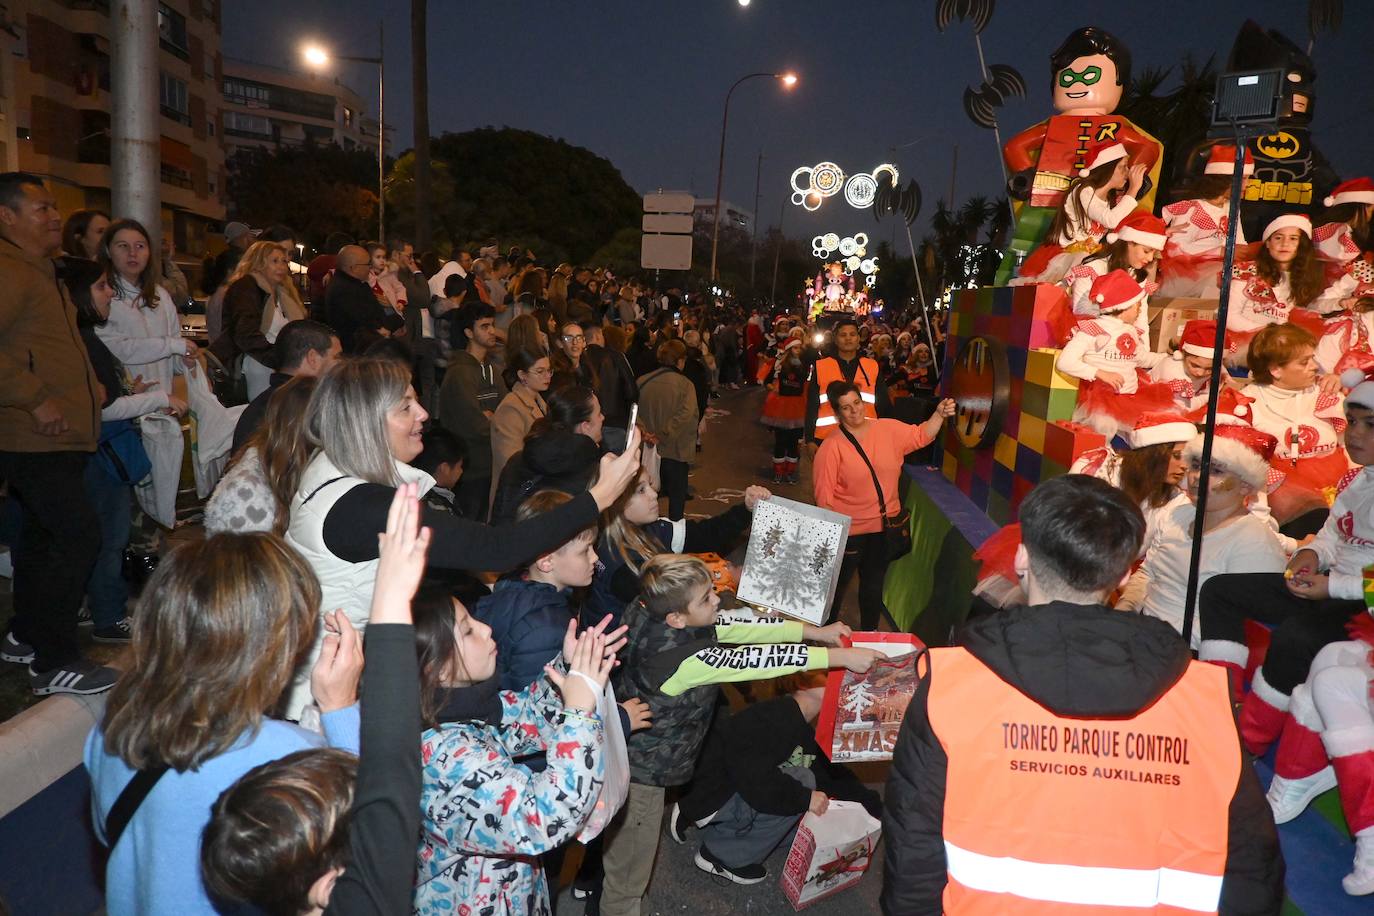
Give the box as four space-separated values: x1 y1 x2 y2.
925 647 1239 915
812 356 879 439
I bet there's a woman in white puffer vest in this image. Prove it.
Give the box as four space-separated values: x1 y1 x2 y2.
283 357 644 719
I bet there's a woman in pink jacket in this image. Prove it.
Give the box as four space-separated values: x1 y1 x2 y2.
813 380 954 628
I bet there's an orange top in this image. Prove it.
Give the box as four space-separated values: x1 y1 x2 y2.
926 647 1239 915
812 418 934 534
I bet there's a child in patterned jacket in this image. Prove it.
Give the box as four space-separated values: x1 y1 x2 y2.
412 585 626 916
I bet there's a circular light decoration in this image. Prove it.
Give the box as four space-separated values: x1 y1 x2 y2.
822 232 840 250
838 236 858 257
845 255 861 272
791 161 847 209
812 232 868 263
844 173 877 209
859 258 877 274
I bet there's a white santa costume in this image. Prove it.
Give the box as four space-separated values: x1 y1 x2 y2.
1241 363 1350 521
1317 302 1374 377
1125 426 1287 648
1224 215 1329 355
1314 178 1374 282
1017 144 1140 284
1157 145 1254 298
1150 318 1228 412
1263 370 1374 896
1056 269 1171 437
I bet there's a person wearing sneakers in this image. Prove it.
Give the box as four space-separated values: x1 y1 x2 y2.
667 674 881 885
0 172 116 696
598 554 877 912
1198 367 1374 764
883 475 1282 914
1262 367 1374 896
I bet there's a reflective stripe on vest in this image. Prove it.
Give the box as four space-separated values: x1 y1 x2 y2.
926 647 1238 915
813 357 878 439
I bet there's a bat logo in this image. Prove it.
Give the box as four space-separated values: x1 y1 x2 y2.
1256 132 1300 160
963 64 1027 130
934 0 995 34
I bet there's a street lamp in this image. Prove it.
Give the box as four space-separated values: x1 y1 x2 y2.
302 23 386 243
709 70 797 283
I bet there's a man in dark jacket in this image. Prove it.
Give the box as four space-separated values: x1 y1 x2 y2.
882 475 1284 915
669 679 881 883
437 304 504 520
231 319 340 452
322 245 389 353
581 321 637 452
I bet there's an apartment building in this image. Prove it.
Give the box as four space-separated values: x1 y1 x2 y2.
3 0 226 257
220 56 381 161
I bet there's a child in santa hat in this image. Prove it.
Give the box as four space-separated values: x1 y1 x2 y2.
1149 318 1241 413
1240 323 1350 528
1157 145 1254 298
1250 368 1374 897
1060 210 1165 342
1016 143 1149 284
760 333 807 484
1056 269 1173 438
1224 214 1331 356
1120 424 1287 648
1315 178 1374 278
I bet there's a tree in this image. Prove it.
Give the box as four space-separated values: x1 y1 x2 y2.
225 143 379 246
391 127 640 264
1117 56 1218 203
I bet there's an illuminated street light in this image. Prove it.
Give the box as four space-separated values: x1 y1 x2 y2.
709 70 800 282
302 44 329 68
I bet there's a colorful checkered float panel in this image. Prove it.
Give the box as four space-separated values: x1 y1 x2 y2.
940 283 1106 526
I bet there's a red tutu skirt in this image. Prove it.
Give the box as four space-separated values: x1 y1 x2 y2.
974 523 1022 587
1019 243 1062 280
1267 449 1351 522
1073 372 1177 437
1158 250 1225 299
761 392 805 428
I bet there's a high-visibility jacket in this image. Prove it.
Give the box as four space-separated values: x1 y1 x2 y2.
812 356 879 439
925 647 1239 915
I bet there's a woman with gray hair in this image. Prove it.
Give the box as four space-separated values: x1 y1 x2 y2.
282 357 642 719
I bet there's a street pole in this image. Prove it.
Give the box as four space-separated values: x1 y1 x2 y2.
769 195 785 308
411 0 432 250
110 0 160 247
376 20 385 244
710 71 791 283
749 150 762 294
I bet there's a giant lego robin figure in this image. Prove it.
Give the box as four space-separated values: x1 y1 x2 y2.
995 26 1163 284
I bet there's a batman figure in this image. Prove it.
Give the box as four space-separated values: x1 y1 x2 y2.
1176 20 1338 239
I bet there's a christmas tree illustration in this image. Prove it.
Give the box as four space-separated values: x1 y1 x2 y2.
840 679 875 729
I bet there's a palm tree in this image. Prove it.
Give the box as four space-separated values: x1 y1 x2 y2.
1117 55 1217 204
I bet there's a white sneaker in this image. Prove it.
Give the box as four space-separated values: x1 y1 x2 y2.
1266 766 1337 824
1344 834 1374 895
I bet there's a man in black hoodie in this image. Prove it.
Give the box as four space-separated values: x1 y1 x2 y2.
882 475 1283 915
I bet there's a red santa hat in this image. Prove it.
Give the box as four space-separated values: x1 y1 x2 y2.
1341 367 1374 410
1079 143 1129 179
1187 387 1255 426
1262 213 1312 240
1179 319 1225 357
782 336 803 352
1183 425 1278 492
1088 269 1147 315
1324 178 1374 209
1130 412 1197 449
1107 212 1167 250
1203 145 1256 176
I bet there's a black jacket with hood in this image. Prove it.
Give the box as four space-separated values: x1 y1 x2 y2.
881 602 1284 916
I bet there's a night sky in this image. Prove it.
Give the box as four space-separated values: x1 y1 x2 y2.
225 0 1373 246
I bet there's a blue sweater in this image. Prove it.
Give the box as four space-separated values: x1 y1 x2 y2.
85 706 359 915
475 578 573 693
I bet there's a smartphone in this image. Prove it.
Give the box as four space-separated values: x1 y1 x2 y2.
628 402 639 430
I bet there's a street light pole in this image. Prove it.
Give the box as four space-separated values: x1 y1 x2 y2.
749 150 762 294
709 71 796 284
